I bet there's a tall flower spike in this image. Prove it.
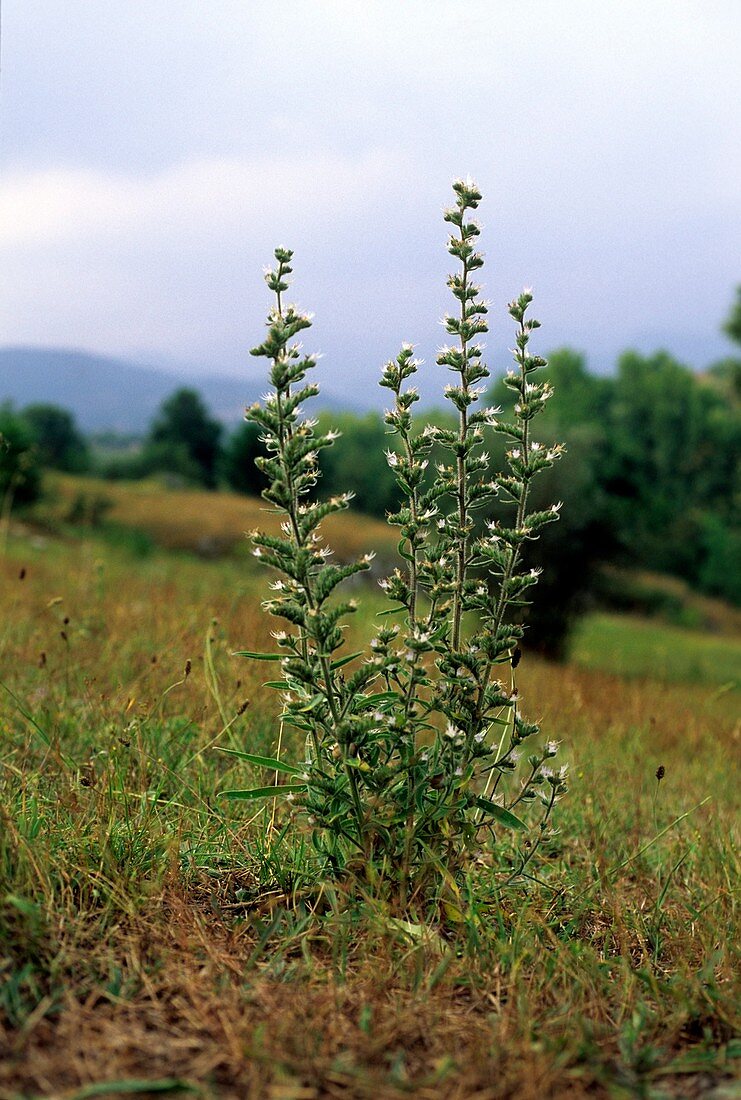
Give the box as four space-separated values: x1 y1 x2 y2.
436 178 496 651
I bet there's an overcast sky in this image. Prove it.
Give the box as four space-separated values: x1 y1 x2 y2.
1 0 740 405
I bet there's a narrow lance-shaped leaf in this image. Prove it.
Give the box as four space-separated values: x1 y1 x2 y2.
475 796 528 830
216 748 303 775
219 783 307 801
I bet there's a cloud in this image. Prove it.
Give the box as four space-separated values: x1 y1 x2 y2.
0 150 405 249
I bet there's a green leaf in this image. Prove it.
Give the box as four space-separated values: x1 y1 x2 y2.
4 893 40 917
297 694 325 713
72 1080 197 1098
397 538 413 562
330 651 363 670
362 691 398 706
216 748 302 775
475 796 528 830
219 783 306 800
232 650 282 661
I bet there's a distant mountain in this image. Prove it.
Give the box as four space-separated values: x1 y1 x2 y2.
0 347 263 432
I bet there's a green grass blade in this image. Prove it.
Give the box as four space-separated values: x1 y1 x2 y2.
72 1080 198 1098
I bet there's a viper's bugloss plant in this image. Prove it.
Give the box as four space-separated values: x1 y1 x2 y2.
223 181 567 909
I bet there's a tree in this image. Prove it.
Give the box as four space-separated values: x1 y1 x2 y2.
145 388 222 489
317 412 400 518
221 421 269 496
723 285 741 347
23 403 90 472
602 351 739 580
0 406 42 508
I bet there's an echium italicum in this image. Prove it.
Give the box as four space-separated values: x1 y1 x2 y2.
222 181 568 910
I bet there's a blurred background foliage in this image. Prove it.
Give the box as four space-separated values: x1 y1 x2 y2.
3 291 739 656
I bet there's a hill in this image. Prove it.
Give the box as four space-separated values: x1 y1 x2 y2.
0 346 267 432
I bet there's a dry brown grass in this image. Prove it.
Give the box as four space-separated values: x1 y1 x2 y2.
41 473 397 564
1 876 736 1100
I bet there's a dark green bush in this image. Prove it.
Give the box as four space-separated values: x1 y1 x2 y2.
0 406 42 509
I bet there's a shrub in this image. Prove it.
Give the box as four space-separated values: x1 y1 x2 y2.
221 421 269 496
223 181 567 910
316 411 401 518
146 388 223 489
23 403 90 473
0 406 42 510
699 516 741 605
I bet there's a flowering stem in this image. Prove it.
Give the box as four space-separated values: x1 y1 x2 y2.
452 248 470 653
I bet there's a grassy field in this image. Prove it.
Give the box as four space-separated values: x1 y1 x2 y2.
571 613 741 688
0 500 739 1099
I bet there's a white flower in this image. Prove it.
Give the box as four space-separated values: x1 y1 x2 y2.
545 741 559 757
385 449 399 468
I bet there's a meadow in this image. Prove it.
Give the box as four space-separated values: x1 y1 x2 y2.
0 485 739 1099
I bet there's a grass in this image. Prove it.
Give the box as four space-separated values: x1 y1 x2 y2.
0 504 739 1099
37 472 398 564
571 612 741 688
